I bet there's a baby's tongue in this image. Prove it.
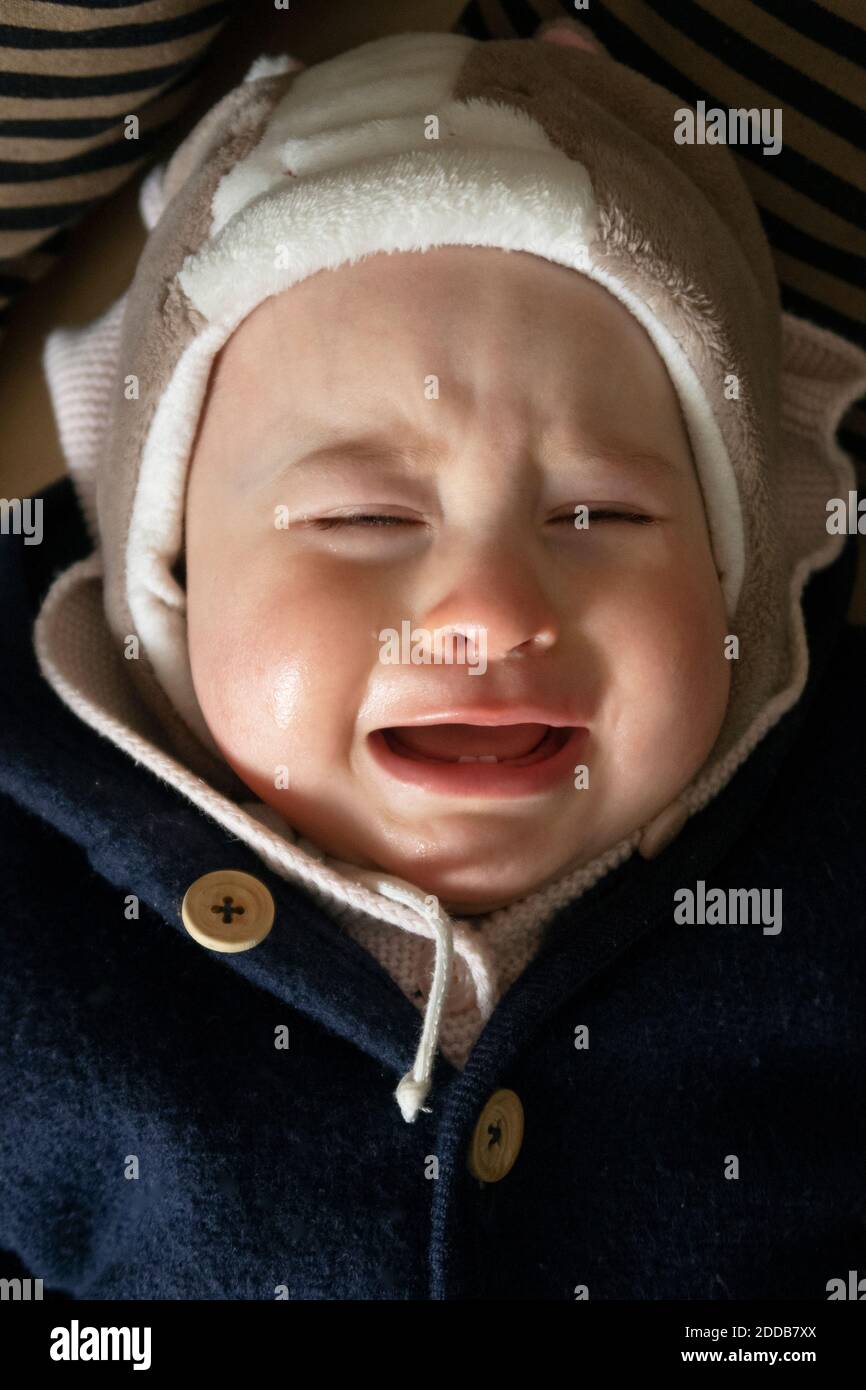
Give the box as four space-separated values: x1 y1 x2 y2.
389 722 548 761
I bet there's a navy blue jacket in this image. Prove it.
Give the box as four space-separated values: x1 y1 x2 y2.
1 477 865 1300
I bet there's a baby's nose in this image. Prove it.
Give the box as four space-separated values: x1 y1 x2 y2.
414 551 559 663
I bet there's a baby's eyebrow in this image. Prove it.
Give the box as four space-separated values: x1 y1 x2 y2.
290 438 441 472
249 433 681 491
244 439 439 500
575 445 681 477
291 438 677 472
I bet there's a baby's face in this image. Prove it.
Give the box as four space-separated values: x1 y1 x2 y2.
185 247 730 913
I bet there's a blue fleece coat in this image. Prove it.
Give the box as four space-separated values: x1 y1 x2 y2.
1 477 865 1301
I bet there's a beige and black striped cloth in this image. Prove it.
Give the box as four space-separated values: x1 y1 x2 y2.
0 0 230 323
2 0 865 474
455 0 866 476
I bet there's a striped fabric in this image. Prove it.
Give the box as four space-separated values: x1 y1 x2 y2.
2 1 864 473
454 0 866 476
0 0 231 330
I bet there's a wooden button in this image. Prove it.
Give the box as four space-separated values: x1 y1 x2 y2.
468 1088 524 1183
180 870 274 953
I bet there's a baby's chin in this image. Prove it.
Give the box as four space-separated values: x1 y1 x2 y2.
326 836 593 916
243 777 628 913
423 863 587 916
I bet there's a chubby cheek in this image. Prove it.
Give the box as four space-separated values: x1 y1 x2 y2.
187 559 376 792
595 562 731 806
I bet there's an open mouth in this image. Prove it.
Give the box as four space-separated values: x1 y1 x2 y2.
366 721 587 798
380 722 571 766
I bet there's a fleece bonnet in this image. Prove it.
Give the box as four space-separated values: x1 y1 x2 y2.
35 26 866 1121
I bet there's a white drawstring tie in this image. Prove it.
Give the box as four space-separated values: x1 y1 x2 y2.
394 893 454 1122
328 865 457 1124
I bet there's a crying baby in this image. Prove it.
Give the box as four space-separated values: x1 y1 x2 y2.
182 243 731 916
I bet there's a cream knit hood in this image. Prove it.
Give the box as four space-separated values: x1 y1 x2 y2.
34 27 866 1122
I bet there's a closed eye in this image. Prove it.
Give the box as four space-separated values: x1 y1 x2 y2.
558 509 654 525
309 510 653 530
309 513 421 530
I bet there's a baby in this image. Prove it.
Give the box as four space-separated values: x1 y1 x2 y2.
3 24 866 1302
185 245 730 914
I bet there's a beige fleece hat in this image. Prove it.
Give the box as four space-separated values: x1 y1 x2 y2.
39 26 864 854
